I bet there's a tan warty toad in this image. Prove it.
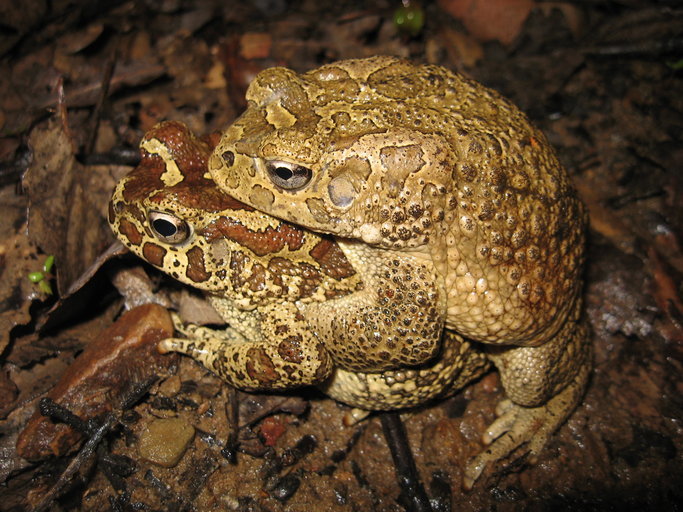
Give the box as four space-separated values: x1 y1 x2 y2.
209 56 591 486
108 120 489 435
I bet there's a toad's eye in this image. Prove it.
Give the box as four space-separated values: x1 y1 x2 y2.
265 160 312 190
148 211 191 244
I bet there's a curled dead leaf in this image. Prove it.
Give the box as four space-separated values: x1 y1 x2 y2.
16 304 177 461
438 0 534 45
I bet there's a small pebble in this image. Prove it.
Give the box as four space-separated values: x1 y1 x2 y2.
138 417 195 467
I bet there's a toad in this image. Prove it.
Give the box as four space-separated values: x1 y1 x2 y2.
208 56 590 486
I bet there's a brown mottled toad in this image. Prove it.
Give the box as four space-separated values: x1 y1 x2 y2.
209 56 590 486
108 119 489 433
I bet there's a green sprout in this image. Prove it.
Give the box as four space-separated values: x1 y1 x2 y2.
28 255 55 295
393 1 425 37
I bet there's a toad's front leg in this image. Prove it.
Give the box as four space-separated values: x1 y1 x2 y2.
298 240 445 373
160 300 333 391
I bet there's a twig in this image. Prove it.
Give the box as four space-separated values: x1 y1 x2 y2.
29 377 158 511
31 413 117 512
39 397 90 435
380 412 434 512
85 40 119 156
221 386 240 463
56 77 76 155
583 38 683 57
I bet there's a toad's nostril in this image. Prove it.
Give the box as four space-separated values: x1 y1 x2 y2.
222 150 235 167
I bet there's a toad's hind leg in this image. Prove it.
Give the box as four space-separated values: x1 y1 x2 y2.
464 305 591 489
320 330 490 410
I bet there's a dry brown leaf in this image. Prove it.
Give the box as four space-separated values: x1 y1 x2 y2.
0 370 19 418
111 262 175 312
573 175 637 255
438 0 534 45
23 117 116 296
240 33 273 60
0 0 48 56
648 247 683 333
0 232 50 355
15 304 177 461
56 23 105 55
438 27 484 68
127 30 153 60
205 58 227 90
176 290 225 326
538 2 585 37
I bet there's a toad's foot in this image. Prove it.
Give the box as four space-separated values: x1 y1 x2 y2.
463 362 589 490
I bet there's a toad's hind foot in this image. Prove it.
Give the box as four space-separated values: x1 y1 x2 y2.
463 361 590 490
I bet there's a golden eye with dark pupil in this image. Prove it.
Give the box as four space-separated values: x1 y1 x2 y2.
148 211 191 244
266 160 312 190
